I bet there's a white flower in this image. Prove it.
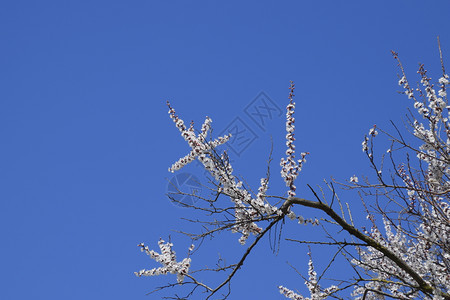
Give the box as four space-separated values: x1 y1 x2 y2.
135 239 192 283
362 136 369 152
350 175 358 183
279 257 338 300
280 82 308 198
438 75 449 85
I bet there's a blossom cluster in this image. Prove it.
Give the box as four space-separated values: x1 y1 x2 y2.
396 64 450 192
167 102 285 244
418 65 447 117
167 101 231 173
352 219 414 299
135 239 193 284
362 125 377 153
166 96 312 245
280 81 309 197
279 256 338 300
350 53 450 299
352 212 450 299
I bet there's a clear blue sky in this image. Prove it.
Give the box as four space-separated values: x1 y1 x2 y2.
1 1 449 299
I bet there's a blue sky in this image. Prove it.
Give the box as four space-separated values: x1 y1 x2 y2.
1 1 450 299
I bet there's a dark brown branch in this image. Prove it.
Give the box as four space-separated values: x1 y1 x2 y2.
282 197 443 298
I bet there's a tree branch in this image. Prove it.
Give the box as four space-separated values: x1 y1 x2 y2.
282 197 444 299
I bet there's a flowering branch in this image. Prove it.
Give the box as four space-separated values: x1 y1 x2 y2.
137 39 450 300
280 81 309 197
279 253 338 300
166 101 293 245
135 239 193 284
281 196 439 298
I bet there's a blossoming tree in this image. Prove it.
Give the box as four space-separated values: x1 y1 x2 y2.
136 40 450 299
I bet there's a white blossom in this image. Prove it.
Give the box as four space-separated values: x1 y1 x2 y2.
135 239 192 283
362 136 369 152
280 82 308 197
439 75 449 85
279 256 338 300
166 101 285 244
369 125 378 137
